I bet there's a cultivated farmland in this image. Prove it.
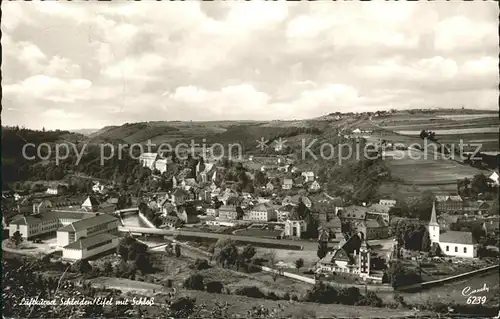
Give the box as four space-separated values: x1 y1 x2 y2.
365 110 497 196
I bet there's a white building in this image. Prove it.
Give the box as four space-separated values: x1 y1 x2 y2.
155 158 171 174
379 199 396 207
284 220 307 239
62 233 120 261
309 180 321 191
243 203 277 222
139 153 159 170
92 182 105 194
46 185 64 195
489 171 499 185
57 214 119 247
8 211 95 240
301 171 315 182
427 202 478 258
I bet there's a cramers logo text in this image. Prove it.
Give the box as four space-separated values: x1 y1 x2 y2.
461 283 490 296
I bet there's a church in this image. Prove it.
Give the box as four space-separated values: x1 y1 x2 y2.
427 202 478 258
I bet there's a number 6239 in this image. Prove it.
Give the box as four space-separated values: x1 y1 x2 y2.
466 296 486 305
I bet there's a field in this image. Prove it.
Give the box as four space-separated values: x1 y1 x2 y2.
382 149 484 185
363 111 498 196
373 113 499 153
178 289 427 318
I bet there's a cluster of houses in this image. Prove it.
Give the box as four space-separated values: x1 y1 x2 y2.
7 194 122 261
314 197 495 282
435 195 495 216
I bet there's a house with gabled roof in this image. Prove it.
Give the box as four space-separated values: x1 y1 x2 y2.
316 232 372 279
489 171 499 185
435 195 463 213
462 200 491 215
177 204 198 224
244 202 277 222
81 196 100 212
301 171 315 182
171 189 190 206
309 180 321 192
282 178 293 190
266 181 275 191
379 199 396 207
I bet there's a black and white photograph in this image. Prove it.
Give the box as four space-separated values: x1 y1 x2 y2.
1 1 499 318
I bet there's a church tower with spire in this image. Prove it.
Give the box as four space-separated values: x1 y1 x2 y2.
428 201 440 244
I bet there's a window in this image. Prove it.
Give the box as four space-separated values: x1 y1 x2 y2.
446 246 449 252
87 239 113 251
464 247 467 253
455 246 458 253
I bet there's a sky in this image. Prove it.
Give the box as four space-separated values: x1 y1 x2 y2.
2 1 498 130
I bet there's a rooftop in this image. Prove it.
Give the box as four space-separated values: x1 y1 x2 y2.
58 214 118 232
439 230 477 245
435 195 463 202
337 206 371 220
63 233 118 250
82 196 100 207
10 211 96 226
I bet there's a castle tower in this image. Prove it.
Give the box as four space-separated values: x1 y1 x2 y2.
358 239 371 278
428 202 440 244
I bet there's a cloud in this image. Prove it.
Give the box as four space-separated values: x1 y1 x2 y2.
434 16 497 52
4 75 92 103
2 1 498 129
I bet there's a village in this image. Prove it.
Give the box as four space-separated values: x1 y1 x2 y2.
2 1 499 317
3 148 499 294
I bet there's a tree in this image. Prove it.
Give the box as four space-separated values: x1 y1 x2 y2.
304 282 338 303
168 297 196 318
135 252 151 274
190 258 211 271
317 242 328 260
10 231 23 248
295 258 304 270
430 242 442 257
72 260 92 274
174 244 181 258
102 261 113 276
471 174 489 197
205 281 224 293
421 230 431 252
384 261 422 288
216 243 239 268
254 171 267 188
241 245 256 262
183 274 205 291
